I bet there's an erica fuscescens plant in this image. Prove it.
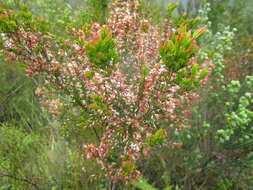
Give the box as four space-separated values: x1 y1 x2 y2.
0 0 212 184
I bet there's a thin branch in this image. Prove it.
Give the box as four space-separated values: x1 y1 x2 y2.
0 170 41 190
0 83 24 105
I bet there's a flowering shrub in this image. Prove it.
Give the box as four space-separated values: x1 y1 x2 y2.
0 0 211 184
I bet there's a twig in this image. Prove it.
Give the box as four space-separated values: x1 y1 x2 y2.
0 170 41 190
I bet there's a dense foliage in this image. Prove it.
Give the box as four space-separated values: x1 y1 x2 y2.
0 0 252 189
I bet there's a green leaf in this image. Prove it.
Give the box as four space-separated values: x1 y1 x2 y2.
192 26 207 39
166 2 179 17
133 177 158 190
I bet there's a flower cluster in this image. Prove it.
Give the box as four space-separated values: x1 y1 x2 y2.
1 0 212 184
